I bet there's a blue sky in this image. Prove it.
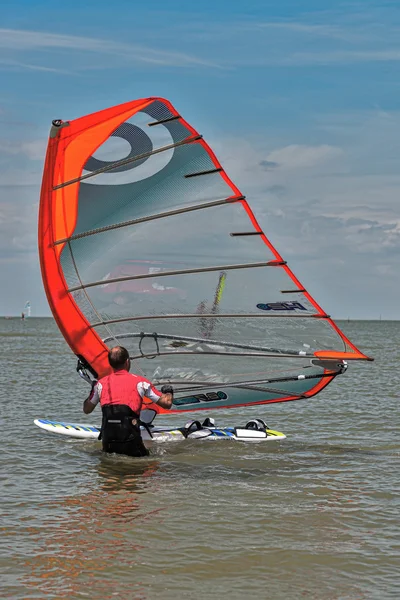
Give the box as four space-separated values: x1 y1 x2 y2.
1 0 400 318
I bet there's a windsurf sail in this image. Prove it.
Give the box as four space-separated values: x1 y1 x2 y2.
39 97 372 414
23 301 31 318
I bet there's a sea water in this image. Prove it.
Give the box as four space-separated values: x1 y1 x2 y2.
0 318 399 599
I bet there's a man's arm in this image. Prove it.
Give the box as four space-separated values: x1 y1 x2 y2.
141 382 174 410
83 381 100 414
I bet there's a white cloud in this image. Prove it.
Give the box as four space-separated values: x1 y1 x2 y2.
0 171 41 186
0 28 222 70
264 144 343 170
277 49 400 66
207 114 400 318
148 8 400 68
258 22 342 35
3 12 400 74
0 58 71 74
0 138 46 160
0 199 38 258
20 140 47 160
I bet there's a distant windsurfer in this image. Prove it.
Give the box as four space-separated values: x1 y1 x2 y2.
83 346 173 457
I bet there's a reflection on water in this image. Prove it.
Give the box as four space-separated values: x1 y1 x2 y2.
96 455 160 494
20 458 161 599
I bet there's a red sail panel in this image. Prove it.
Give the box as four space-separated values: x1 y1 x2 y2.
39 99 153 377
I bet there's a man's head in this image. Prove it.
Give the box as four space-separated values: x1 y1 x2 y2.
108 346 131 371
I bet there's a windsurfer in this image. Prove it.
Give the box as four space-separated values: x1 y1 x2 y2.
83 346 173 457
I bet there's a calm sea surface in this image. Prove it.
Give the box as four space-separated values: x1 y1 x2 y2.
0 318 399 599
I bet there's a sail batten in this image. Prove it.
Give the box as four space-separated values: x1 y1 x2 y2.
53 195 245 245
89 312 329 328
129 350 367 362
131 350 316 360
157 372 336 391
39 96 371 413
230 231 262 237
67 261 283 293
148 115 181 126
184 167 223 178
102 330 315 356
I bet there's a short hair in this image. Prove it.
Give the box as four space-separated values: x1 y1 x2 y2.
108 346 130 369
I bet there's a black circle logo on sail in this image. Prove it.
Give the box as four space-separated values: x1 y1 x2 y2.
82 114 175 185
84 123 153 173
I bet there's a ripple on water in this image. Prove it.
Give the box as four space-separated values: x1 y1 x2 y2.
1 318 399 599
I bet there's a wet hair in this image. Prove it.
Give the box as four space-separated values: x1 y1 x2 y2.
108 346 130 369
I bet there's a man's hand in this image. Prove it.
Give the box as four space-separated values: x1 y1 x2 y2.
157 384 174 409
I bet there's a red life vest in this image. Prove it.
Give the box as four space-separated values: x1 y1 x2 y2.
99 370 147 415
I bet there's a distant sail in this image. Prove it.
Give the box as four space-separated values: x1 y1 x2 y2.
23 301 31 318
39 97 372 414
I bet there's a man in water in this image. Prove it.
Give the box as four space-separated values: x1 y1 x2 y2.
83 345 173 457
